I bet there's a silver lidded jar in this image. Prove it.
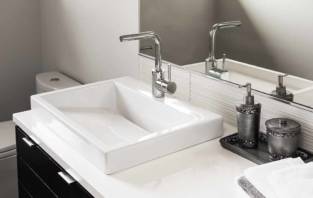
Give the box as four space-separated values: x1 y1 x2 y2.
266 118 301 160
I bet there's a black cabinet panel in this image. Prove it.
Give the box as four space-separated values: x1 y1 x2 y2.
18 182 33 198
70 183 95 198
16 126 94 198
16 128 71 196
18 159 57 198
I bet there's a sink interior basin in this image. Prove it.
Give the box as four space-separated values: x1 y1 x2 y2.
184 59 313 94
37 78 192 150
31 77 223 174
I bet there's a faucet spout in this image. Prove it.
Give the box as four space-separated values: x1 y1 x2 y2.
120 31 176 98
119 31 155 42
120 31 162 72
211 21 241 30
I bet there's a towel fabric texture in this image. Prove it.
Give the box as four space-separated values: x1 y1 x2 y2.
239 158 313 198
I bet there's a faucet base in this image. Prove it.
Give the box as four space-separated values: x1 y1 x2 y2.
152 70 165 98
206 67 228 79
152 70 177 98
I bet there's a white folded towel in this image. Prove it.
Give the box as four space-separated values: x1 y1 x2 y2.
268 162 313 198
243 158 304 198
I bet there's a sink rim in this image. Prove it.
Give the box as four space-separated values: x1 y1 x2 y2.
31 76 220 154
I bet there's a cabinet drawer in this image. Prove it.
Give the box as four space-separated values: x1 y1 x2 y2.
16 127 94 198
18 159 57 198
16 127 70 196
19 182 37 198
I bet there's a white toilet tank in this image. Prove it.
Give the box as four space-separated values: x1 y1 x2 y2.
36 72 81 93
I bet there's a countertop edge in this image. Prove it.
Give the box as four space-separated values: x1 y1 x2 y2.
13 110 255 198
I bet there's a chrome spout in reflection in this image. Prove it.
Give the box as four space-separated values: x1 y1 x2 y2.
206 21 242 78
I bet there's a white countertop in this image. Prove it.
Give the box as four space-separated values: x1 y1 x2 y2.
13 110 256 198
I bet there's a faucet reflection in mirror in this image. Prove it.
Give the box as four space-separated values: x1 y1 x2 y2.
120 31 176 98
271 74 294 102
206 21 242 78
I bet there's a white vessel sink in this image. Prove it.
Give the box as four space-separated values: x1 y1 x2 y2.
184 59 313 94
31 77 223 174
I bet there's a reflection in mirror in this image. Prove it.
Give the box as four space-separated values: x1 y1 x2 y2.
140 0 313 109
205 21 241 78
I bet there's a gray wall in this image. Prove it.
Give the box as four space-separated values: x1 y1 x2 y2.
140 0 215 65
215 0 313 80
2 0 312 121
141 0 313 80
0 0 41 121
0 0 139 120
215 0 278 71
40 0 139 83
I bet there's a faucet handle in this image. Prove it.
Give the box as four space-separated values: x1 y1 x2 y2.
278 74 288 87
155 64 177 95
166 81 177 94
166 64 177 94
167 64 172 82
222 53 227 70
154 78 177 95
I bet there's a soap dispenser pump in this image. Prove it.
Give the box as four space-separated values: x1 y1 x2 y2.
271 74 294 102
236 83 261 148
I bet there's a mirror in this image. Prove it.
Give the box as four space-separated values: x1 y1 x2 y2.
140 1 313 109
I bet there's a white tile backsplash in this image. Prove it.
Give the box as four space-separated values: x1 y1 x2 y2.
171 66 190 101
138 55 313 152
138 54 154 84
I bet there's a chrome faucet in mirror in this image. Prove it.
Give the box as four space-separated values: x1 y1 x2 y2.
205 21 242 78
271 74 294 102
120 31 176 98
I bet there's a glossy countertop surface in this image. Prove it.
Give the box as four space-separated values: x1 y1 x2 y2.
13 110 256 198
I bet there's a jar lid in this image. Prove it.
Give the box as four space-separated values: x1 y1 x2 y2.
265 118 301 134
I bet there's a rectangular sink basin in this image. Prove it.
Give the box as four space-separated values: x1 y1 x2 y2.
31 77 223 174
184 59 313 94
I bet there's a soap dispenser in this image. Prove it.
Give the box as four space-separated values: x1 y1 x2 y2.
271 74 294 102
236 83 261 148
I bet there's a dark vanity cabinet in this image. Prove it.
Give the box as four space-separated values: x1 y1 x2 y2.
15 126 94 198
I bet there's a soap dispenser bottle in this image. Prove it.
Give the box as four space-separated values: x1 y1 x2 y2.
236 83 261 148
271 74 294 102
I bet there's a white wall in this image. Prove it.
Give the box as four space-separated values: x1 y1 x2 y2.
0 0 41 121
41 0 139 83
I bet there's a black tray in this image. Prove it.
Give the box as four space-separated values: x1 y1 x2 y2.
220 133 313 164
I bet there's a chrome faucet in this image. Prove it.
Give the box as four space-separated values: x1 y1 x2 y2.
205 21 241 77
120 31 176 98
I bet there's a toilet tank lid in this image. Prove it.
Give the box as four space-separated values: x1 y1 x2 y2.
36 72 81 90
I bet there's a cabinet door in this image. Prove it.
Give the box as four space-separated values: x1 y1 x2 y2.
16 127 70 196
18 159 57 198
18 182 32 198
16 126 94 198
